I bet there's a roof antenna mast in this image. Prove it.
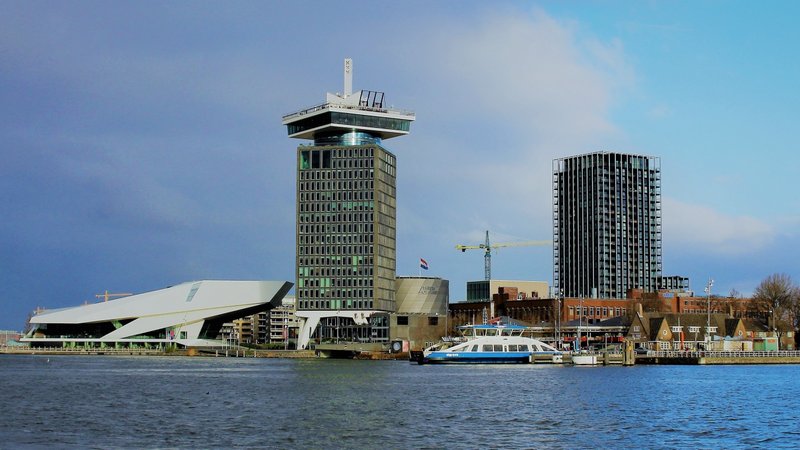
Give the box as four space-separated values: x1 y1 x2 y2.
344 58 352 98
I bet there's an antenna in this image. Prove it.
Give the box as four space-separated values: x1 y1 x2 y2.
344 58 352 97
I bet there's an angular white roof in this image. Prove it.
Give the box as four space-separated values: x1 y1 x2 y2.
26 280 292 345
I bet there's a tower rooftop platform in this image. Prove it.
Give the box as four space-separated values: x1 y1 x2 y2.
282 91 415 141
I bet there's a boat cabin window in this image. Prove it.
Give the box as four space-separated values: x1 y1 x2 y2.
481 344 504 352
532 345 542 352
470 345 479 352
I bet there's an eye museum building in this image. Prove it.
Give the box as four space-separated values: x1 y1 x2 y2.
21 280 292 349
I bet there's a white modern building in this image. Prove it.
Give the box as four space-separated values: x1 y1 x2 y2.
22 280 292 349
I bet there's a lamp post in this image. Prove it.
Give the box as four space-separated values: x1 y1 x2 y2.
704 278 714 347
770 308 778 351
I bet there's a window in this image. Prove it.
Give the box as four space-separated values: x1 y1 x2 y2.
428 317 438 326
397 316 408 326
180 331 187 339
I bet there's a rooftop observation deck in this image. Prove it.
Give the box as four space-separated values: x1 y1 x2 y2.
282 89 415 141
281 100 415 123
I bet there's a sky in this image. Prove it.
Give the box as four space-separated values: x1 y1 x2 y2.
2 1 800 330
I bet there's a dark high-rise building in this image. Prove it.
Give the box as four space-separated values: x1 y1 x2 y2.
553 152 662 299
282 59 414 349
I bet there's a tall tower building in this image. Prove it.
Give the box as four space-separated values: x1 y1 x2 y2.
282 59 414 349
552 152 662 299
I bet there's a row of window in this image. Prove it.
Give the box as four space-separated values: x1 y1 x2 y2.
299 276 373 288
298 256 371 269
298 213 375 224
455 344 547 352
299 224 377 235
568 306 623 318
298 298 374 310
299 204 375 218
300 190 374 203
299 148 378 170
299 244 374 256
299 233 373 245
300 179 375 192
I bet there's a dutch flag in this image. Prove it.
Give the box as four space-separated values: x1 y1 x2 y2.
420 258 429 270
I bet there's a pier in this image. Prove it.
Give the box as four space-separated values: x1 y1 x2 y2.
636 350 800 365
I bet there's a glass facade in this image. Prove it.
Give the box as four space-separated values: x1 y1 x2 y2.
287 112 411 138
296 145 397 313
553 152 662 298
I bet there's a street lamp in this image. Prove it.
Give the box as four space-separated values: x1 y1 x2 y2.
770 308 778 351
704 278 714 347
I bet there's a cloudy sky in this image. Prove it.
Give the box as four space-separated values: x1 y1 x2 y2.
2 1 799 330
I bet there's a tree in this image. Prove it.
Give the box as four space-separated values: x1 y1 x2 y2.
750 273 800 348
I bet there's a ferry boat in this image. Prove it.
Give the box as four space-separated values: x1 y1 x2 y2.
411 324 563 365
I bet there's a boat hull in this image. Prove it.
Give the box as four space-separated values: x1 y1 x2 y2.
571 354 599 366
423 351 559 364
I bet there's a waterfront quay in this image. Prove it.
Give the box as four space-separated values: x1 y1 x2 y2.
636 350 800 365
0 346 316 359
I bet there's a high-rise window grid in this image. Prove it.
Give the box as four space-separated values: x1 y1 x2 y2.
553 152 662 299
296 145 396 312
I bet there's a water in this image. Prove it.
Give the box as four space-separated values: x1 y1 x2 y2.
1 355 799 449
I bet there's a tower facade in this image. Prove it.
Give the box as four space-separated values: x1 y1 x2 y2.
553 152 662 299
282 59 414 349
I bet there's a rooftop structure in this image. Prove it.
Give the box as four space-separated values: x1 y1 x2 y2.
282 59 415 144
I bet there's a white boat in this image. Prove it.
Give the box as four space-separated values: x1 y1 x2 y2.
571 352 600 366
411 324 563 364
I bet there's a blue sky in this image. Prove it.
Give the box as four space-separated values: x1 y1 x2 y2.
2 1 799 330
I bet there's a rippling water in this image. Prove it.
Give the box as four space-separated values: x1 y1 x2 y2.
1 355 799 448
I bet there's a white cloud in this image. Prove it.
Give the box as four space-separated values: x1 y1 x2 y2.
662 197 775 255
396 8 634 244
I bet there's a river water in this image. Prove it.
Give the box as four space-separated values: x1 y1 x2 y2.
1 355 798 448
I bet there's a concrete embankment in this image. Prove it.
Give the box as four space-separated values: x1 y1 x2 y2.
1 347 318 358
636 351 800 365
0 347 174 356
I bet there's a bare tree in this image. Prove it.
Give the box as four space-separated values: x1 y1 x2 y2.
750 273 800 347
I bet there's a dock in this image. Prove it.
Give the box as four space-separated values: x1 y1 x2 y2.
636 350 800 365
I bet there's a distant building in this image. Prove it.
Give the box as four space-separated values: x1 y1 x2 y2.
395 277 449 315
627 305 773 351
391 277 449 351
219 296 300 349
553 152 662 298
466 280 548 303
0 330 21 346
658 275 690 293
268 296 299 349
283 59 415 350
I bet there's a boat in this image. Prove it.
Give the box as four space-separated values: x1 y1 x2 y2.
571 352 600 366
411 324 563 365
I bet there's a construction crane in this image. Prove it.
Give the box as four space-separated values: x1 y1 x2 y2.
456 230 551 281
95 290 133 302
